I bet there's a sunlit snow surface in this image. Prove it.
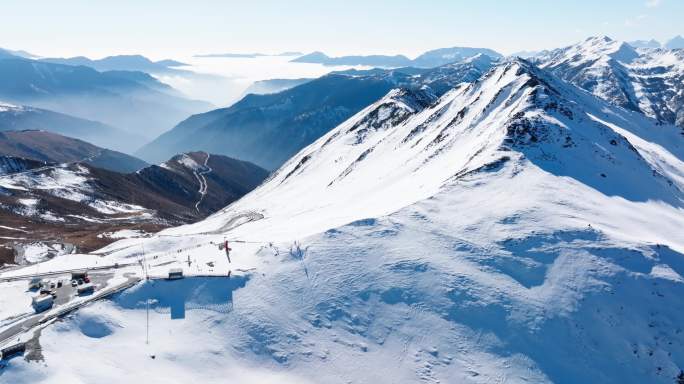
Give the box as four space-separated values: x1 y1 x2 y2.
3 60 684 383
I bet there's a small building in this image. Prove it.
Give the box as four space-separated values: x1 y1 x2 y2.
71 270 88 281
32 294 54 313
0 342 26 360
77 282 95 295
168 268 184 280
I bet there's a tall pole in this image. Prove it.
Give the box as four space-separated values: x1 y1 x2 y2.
142 241 149 346
146 297 149 345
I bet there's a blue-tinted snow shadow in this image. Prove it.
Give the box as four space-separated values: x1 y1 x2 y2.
114 276 248 319
442 230 684 383
512 115 684 206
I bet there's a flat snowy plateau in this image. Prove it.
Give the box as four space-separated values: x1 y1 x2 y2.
1 58 684 383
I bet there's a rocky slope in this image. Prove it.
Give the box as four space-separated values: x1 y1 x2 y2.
535 36 684 130
0 151 267 266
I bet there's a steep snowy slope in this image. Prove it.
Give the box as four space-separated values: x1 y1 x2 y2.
169 58 684 242
4 59 684 383
535 36 684 129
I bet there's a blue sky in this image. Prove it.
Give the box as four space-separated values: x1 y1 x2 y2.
1 0 681 59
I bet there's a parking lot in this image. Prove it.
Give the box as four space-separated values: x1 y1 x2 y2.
0 272 139 351
36 272 113 307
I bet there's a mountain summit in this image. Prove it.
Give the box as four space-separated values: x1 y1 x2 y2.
536 36 684 129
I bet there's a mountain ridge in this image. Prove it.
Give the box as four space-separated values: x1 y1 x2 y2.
138 56 500 168
292 47 503 68
0 130 148 173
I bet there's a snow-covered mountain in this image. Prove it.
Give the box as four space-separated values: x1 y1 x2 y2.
172 58 684 241
138 56 498 169
8 58 683 383
411 46 503 67
665 35 684 50
291 47 502 68
628 39 661 49
535 36 684 129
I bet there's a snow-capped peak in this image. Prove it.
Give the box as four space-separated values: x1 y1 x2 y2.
159 152 209 172
161 58 683 242
535 36 684 128
539 36 638 69
584 35 613 44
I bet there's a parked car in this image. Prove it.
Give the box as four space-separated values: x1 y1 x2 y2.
71 280 78 287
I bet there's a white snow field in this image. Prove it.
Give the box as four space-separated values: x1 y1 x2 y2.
2 59 684 383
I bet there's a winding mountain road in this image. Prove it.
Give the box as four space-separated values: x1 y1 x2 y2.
194 153 212 212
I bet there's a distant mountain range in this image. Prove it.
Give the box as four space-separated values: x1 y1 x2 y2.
138 54 499 168
665 35 684 49
0 102 146 154
625 35 684 49
0 55 211 148
39 54 187 73
292 52 414 67
0 47 36 59
194 51 303 58
291 46 503 68
240 78 312 97
627 39 661 49
0 130 148 173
